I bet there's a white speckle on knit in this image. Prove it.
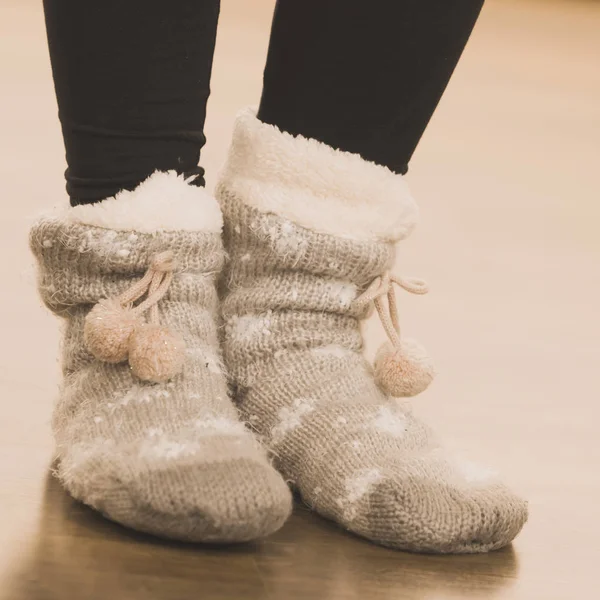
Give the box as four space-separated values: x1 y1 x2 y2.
271 397 315 444
371 405 407 438
187 346 223 374
312 344 353 359
78 229 141 258
136 392 152 404
268 220 308 257
351 440 362 450
325 280 357 309
312 486 323 506
336 416 348 426
337 468 383 521
241 253 251 262
76 230 95 253
118 385 170 406
454 458 497 485
136 389 156 404
119 387 137 406
140 438 200 460
328 260 340 270
64 439 115 472
147 427 164 438
195 417 246 436
280 220 294 234
308 485 324 510
230 312 273 342
234 225 241 234
106 402 114 408
43 239 53 248
77 230 138 257
249 415 259 423
290 288 299 301
93 416 103 424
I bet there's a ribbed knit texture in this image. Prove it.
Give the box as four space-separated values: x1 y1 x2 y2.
216 113 527 553
30 213 291 542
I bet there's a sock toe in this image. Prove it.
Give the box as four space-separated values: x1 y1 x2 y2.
128 457 292 542
365 476 528 554
60 444 292 543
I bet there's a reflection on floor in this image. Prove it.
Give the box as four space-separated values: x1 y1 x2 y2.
5 472 522 600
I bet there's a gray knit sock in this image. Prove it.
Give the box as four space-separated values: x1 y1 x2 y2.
217 109 527 553
30 172 291 542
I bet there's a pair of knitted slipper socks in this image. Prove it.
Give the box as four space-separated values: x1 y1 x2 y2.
30 109 527 552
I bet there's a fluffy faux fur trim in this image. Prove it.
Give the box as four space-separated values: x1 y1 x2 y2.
66 171 223 233
217 108 418 242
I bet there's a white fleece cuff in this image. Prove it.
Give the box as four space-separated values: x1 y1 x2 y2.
65 171 223 233
217 108 418 242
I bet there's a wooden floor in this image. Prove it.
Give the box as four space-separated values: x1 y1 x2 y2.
1 0 599 598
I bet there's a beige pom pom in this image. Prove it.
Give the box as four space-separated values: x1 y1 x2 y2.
128 324 186 383
374 339 434 398
84 299 138 363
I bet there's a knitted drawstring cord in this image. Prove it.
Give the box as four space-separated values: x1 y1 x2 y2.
84 250 186 383
355 272 434 398
116 250 177 326
355 273 429 350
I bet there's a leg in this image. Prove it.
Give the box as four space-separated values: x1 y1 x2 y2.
31 0 292 541
258 0 484 174
217 0 527 552
43 0 219 205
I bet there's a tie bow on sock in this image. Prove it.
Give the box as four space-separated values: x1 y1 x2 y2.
355 272 434 397
84 249 186 383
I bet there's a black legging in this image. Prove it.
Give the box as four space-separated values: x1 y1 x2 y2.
43 0 484 207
